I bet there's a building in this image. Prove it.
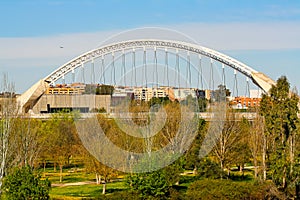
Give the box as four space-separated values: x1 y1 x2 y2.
134 87 169 101
31 94 111 114
250 89 264 98
111 86 134 106
46 83 86 95
172 88 196 101
230 96 261 109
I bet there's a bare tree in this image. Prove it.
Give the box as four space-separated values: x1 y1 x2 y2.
211 107 242 178
249 111 264 179
0 74 18 191
10 118 47 168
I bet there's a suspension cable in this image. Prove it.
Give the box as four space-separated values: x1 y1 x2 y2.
187 51 191 89
143 47 147 88
154 47 158 87
165 48 169 87
245 77 250 97
91 58 95 84
100 55 105 84
233 69 238 97
81 62 85 83
222 63 225 86
176 49 180 89
197 55 203 89
62 74 65 85
122 49 126 86
209 58 214 91
112 52 116 86
72 68 75 83
132 48 136 87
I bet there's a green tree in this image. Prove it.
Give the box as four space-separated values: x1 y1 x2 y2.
212 84 230 102
2 165 51 199
127 160 183 199
46 111 81 182
184 119 207 173
229 118 251 175
96 84 114 95
260 76 300 197
196 157 225 179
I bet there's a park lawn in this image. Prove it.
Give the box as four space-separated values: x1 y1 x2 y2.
45 171 94 184
48 167 256 199
50 180 128 199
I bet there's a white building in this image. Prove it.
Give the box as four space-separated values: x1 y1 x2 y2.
173 88 196 101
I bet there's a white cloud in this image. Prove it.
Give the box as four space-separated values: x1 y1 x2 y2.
1 22 300 61
171 22 300 50
0 30 118 60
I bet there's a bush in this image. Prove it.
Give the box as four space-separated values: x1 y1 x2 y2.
197 158 225 179
186 179 278 200
2 165 51 200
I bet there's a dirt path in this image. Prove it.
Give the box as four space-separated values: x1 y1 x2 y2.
52 181 95 187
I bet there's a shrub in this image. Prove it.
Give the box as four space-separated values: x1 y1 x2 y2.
186 179 278 200
2 166 51 200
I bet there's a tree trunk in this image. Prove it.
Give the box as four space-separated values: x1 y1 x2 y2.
262 134 267 181
220 160 224 179
254 156 258 179
193 167 197 175
59 165 63 183
102 181 106 194
43 160 46 177
282 166 287 189
239 164 243 173
289 135 295 174
227 168 230 179
96 173 99 184
98 175 102 185
96 173 101 185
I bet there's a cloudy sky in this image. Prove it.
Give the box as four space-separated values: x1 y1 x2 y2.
1 0 300 93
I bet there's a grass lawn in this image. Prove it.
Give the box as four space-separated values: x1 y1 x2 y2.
50 180 128 199
47 166 256 199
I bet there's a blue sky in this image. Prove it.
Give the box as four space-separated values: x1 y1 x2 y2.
1 0 300 37
1 0 300 93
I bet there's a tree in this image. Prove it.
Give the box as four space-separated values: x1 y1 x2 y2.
212 84 230 102
78 115 124 194
230 118 251 175
249 113 264 179
260 76 300 197
127 160 183 199
10 118 47 167
46 111 81 182
83 150 119 195
2 165 51 199
96 84 114 95
184 119 207 173
0 74 18 191
211 107 243 178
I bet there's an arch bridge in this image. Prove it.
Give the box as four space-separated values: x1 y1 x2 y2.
17 39 275 113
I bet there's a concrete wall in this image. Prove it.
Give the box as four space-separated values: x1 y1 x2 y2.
31 94 111 114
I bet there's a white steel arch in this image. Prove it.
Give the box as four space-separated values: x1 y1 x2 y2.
46 39 254 83
18 39 275 113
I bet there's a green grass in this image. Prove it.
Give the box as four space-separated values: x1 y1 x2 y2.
45 165 257 199
51 184 100 199
46 171 94 184
50 180 128 199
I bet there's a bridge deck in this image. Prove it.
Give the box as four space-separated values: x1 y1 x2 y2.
27 112 258 121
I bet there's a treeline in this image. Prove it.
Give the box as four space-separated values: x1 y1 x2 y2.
0 76 299 199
